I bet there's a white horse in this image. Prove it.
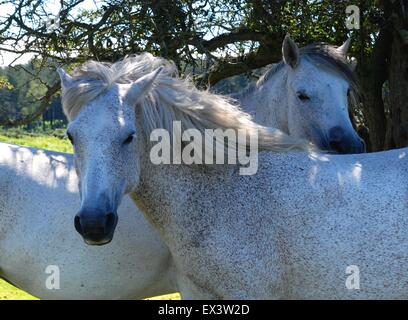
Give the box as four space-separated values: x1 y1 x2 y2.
0 38 362 300
234 35 364 154
59 55 408 299
0 142 175 299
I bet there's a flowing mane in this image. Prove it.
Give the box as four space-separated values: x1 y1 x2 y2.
61 53 312 153
234 42 360 108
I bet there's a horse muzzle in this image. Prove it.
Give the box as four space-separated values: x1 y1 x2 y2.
327 126 366 154
74 210 118 246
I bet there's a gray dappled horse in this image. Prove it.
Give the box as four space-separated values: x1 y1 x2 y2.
60 55 408 299
235 36 364 154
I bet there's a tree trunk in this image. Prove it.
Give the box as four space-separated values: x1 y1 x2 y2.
389 3 408 148
360 27 391 151
357 0 392 151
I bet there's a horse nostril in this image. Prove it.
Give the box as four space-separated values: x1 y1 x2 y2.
328 126 345 153
105 212 116 233
328 126 344 141
74 215 83 235
329 140 342 153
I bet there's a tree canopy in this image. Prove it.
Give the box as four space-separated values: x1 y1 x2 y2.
0 0 406 151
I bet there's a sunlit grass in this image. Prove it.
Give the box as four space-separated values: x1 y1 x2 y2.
0 277 181 300
0 131 73 153
0 132 181 300
145 293 181 300
0 279 38 300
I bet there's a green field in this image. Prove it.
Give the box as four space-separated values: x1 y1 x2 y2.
0 129 73 153
0 280 38 300
0 130 180 300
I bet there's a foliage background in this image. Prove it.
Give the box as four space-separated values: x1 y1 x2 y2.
1 0 406 152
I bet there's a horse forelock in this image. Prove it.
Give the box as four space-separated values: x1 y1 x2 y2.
61 53 312 155
300 42 360 106
61 53 178 120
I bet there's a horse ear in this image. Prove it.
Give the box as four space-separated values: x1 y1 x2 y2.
282 35 299 69
126 67 163 105
57 68 74 88
338 38 351 56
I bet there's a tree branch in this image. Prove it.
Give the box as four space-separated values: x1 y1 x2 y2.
195 34 283 86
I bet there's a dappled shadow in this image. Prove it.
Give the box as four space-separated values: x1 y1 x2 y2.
0 142 78 193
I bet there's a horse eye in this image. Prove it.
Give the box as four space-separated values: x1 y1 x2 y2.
67 131 74 144
123 133 135 145
297 92 310 101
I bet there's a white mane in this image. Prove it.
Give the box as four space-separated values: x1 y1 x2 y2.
234 42 360 109
61 53 313 153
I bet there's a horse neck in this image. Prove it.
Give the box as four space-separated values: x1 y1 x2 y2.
133 131 232 234
237 67 289 133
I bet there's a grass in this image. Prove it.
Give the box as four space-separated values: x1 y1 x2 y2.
0 130 180 300
0 129 73 153
0 280 38 300
0 279 180 300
